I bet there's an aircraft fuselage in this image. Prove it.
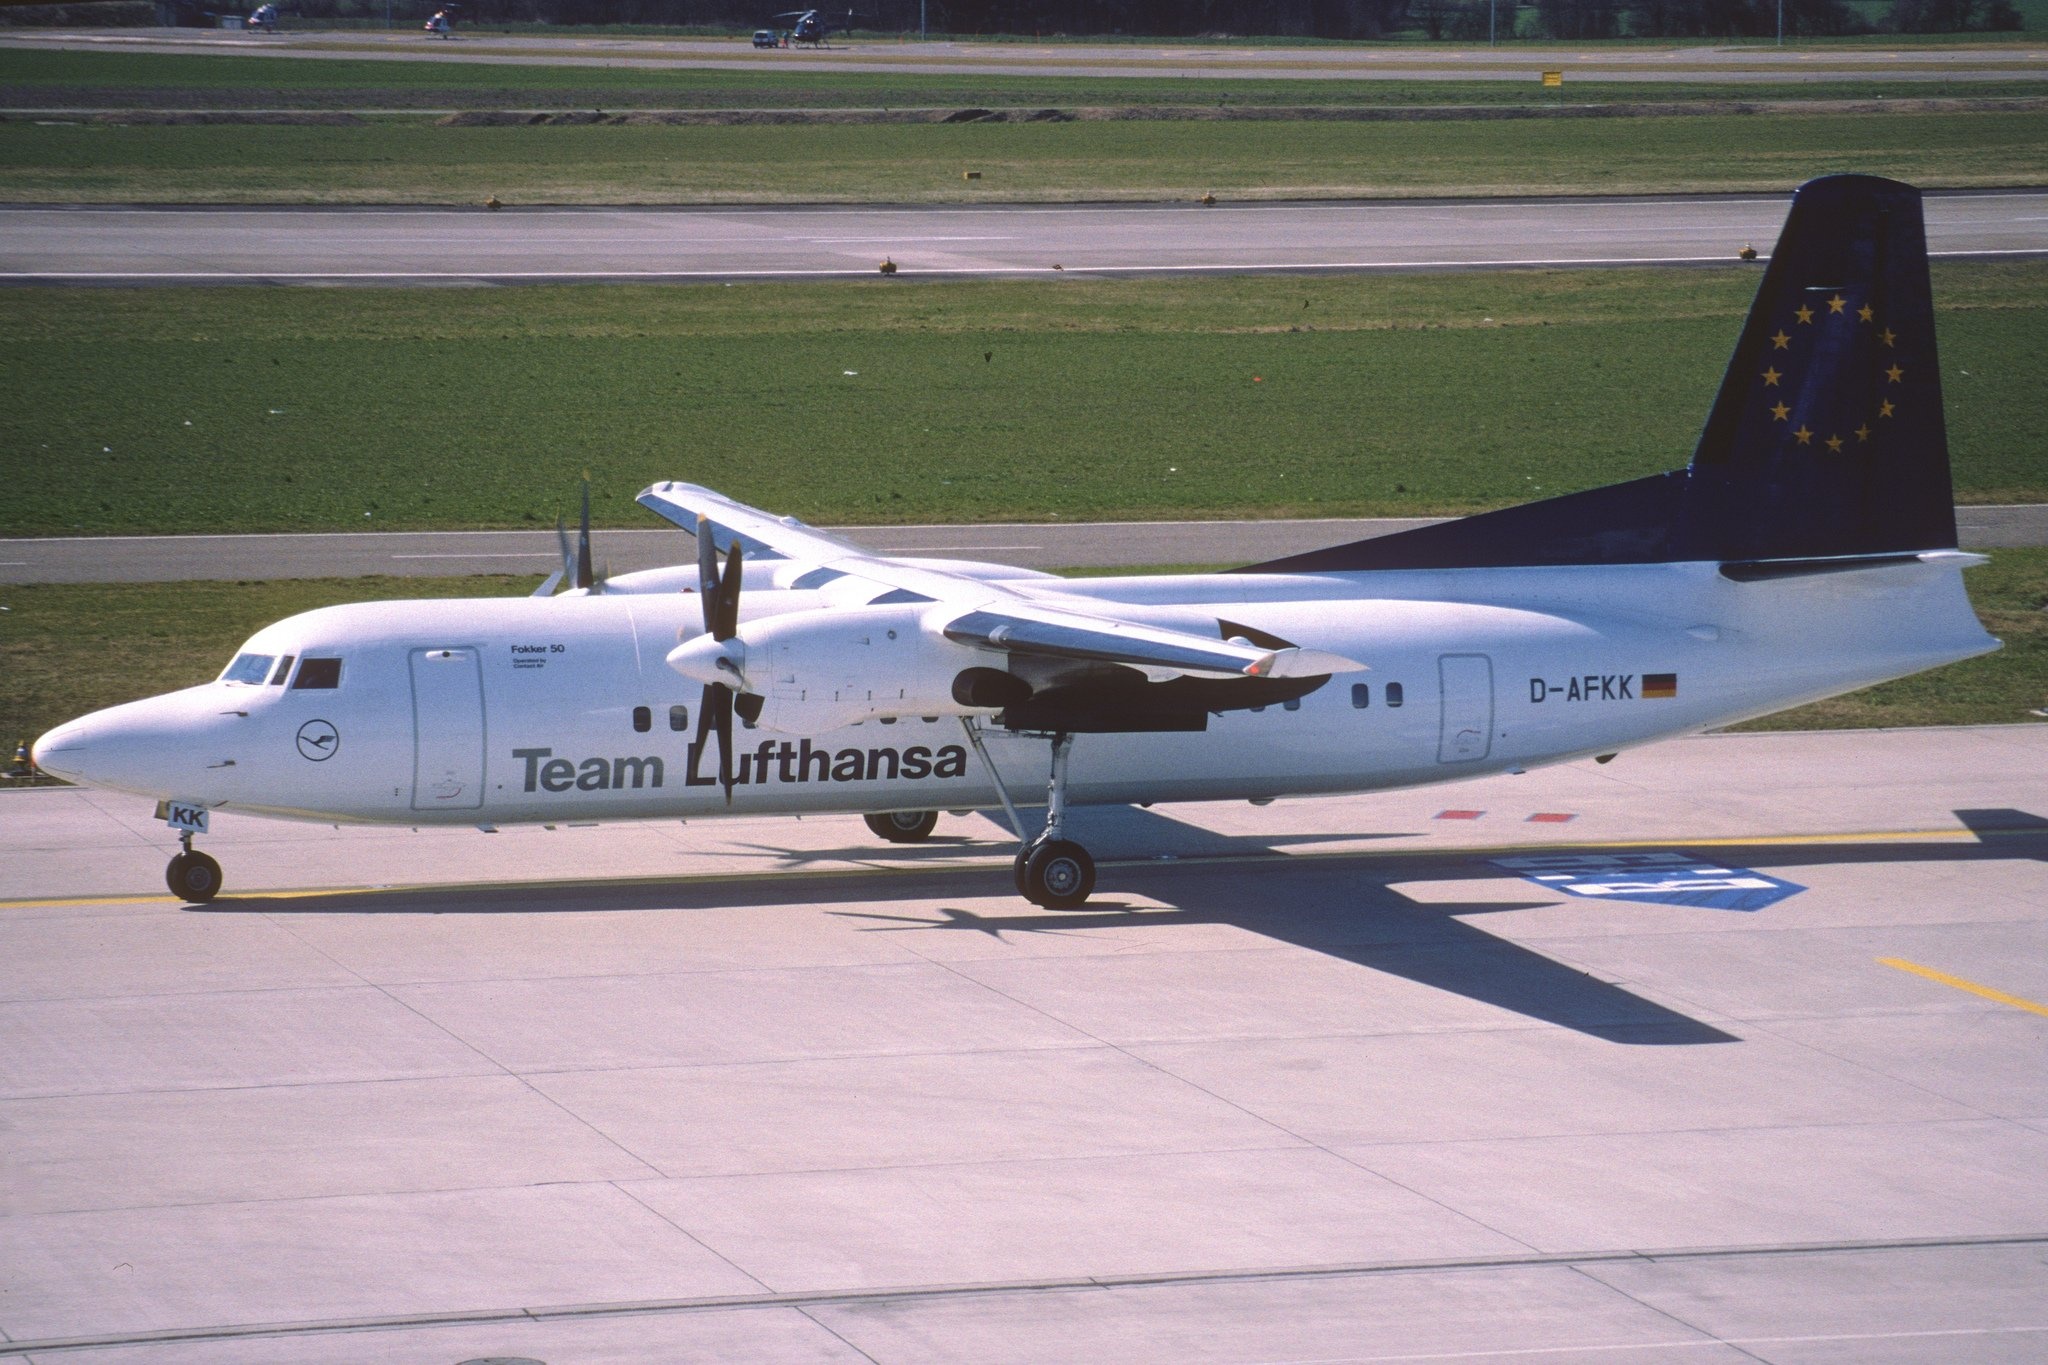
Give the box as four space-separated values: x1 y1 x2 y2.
36 557 1994 828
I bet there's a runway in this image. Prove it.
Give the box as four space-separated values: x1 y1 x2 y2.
3 723 2047 1360
5 190 2046 285
4 505 2045 584
8 28 2048 85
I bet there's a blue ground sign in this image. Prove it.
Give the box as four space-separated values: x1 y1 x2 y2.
1491 851 1805 912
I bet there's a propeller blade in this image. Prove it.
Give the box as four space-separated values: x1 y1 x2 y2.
710 682 737 803
712 542 744 642
575 477 595 591
554 516 575 592
696 515 719 635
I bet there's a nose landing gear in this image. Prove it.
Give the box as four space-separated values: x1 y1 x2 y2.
166 830 223 904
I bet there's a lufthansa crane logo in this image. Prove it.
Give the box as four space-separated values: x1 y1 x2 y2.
295 719 340 762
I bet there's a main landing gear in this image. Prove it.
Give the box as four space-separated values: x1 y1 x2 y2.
165 830 223 904
963 727 1096 909
1013 732 1095 908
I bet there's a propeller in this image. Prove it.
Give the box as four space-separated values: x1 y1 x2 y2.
550 475 603 595
688 515 749 802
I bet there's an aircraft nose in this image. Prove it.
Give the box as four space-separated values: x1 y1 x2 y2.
30 693 240 798
30 719 91 783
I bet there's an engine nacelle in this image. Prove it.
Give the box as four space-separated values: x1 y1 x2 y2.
732 604 1006 733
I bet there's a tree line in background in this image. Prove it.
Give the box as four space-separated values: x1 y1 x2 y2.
5 0 2022 34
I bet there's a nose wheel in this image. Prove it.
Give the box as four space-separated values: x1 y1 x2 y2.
166 831 223 904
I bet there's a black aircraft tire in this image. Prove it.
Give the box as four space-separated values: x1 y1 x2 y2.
166 851 223 904
1022 839 1094 910
864 810 939 844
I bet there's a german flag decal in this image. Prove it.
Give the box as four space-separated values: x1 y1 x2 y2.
1643 673 1678 699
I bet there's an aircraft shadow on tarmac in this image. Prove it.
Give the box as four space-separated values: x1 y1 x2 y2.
199 806 2048 1046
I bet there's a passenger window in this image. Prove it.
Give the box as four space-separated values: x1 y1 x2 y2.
1283 697 1301 712
222 653 273 686
632 705 651 733
1351 683 1370 708
291 658 342 690
669 704 690 732
1386 682 1404 708
268 654 295 686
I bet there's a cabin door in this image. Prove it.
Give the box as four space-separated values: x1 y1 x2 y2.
1437 653 1494 764
410 647 485 810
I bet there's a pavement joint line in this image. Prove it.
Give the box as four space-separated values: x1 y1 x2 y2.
1877 957 2048 1018
4 1231 2044 1357
2 824 2033 911
6 248 2042 287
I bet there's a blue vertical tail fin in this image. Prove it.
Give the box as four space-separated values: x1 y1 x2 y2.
1236 175 1957 575
1683 174 1955 561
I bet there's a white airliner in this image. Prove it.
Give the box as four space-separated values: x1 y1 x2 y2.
34 175 1998 907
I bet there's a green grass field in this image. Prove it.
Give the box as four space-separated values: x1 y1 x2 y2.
4 47 2043 112
4 105 2043 203
3 263 2041 537
4 554 2042 756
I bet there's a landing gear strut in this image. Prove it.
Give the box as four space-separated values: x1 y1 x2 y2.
165 830 223 904
1015 732 1094 909
959 720 1097 909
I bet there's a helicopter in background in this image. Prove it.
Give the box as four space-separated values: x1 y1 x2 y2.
771 8 863 45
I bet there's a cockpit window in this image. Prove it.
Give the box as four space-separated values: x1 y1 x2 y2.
291 657 343 690
222 653 274 686
268 654 296 686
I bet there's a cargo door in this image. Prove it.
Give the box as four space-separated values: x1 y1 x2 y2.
410 646 485 810
1437 653 1494 764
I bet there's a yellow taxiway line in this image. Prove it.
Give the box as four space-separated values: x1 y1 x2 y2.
4 822 2031 912
1879 958 2048 1019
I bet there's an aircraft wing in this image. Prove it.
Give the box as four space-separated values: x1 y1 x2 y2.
637 480 866 563
637 480 1362 682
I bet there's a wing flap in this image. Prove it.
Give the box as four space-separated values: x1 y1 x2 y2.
942 607 1363 680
